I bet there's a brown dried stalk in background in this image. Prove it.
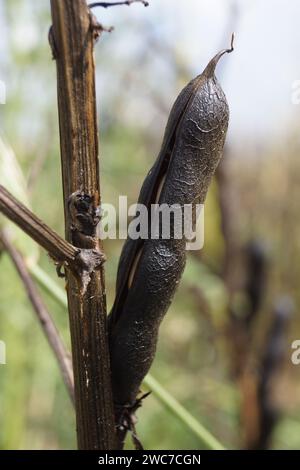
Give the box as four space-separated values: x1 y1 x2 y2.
0 229 74 403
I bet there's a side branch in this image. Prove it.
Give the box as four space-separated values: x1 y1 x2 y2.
0 229 74 403
0 184 79 266
89 1 149 9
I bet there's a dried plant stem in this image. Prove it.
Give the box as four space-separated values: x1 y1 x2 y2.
50 0 117 449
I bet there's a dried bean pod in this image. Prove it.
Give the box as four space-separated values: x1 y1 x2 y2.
109 38 234 413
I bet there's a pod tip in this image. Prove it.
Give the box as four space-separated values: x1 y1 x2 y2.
229 32 235 53
203 32 235 78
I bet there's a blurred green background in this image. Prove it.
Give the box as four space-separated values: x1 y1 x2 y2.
1 0 300 450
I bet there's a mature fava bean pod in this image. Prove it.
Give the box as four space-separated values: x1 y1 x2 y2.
109 36 234 415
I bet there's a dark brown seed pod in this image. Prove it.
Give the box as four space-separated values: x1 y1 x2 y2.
109 36 234 421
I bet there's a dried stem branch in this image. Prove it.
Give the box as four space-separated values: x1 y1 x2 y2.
0 229 74 403
50 0 117 449
89 0 149 9
246 297 293 450
0 184 79 266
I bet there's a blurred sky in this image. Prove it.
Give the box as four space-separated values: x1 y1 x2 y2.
1 0 300 149
90 0 300 145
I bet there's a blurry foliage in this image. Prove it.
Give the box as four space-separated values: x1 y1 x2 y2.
0 0 300 450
